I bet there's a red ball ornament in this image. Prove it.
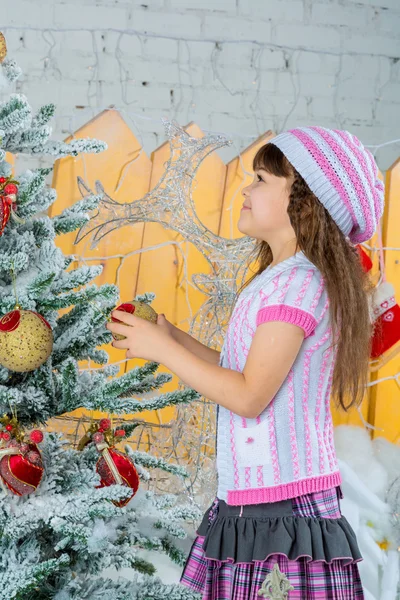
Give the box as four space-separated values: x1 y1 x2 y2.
2 432 11 442
99 418 111 431
115 429 126 437
3 183 18 195
0 443 44 496
30 430 44 444
96 446 139 508
5 424 13 431
0 177 6 184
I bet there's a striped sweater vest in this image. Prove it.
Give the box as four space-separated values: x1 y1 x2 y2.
216 251 341 505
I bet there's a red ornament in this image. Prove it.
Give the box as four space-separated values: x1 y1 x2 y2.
5 424 12 431
99 418 111 431
0 178 19 236
0 443 44 496
29 430 44 444
2 432 10 442
96 445 139 508
115 429 126 438
3 183 18 195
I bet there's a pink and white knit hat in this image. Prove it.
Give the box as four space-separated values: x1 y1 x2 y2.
269 126 385 243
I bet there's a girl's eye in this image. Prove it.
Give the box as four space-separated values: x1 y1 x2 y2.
256 174 263 182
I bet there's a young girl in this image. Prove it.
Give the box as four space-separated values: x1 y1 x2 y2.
108 126 384 599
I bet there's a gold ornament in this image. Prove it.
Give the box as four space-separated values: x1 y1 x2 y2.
110 300 158 341
0 309 53 372
0 33 7 64
258 563 294 599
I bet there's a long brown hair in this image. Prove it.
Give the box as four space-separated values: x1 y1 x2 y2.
236 143 374 412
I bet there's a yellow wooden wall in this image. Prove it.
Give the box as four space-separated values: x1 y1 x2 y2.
48 110 400 444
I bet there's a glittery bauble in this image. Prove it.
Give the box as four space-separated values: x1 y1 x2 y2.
92 432 105 444
0 444 44 496
96 447 140 508
0 309 53 372
111 301 158 341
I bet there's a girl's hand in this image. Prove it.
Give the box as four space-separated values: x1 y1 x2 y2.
106 311 175 363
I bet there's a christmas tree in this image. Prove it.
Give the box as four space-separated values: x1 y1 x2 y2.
0 35 201 599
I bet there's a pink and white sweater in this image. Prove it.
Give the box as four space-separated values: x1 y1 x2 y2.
216 251 341 505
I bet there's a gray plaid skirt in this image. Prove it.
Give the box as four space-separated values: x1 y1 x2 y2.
180 486 365 599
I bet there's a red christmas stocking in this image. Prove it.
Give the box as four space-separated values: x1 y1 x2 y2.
370 281 400 360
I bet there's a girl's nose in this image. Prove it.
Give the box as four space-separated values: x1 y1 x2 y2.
242 185 250 197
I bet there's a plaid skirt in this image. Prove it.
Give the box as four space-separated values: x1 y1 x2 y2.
180 486 364 599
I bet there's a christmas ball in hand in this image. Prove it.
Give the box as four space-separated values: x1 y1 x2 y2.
0 309 53 372
111 301 158 341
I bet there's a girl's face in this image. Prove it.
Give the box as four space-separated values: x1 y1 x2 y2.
238 168 295 242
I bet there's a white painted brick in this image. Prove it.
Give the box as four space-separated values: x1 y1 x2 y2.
208 112 260 135
211 44 254 67
380 81 400 103
176 41 216 66
54 3 128 29
2 1 55 27
311 3 371 28
238 0 304 22
277 72 337 98
375 8 400 33
46 51 97 82
113 57 181 85
191 88 244 114
275 24 341 50
270 95 309 118
142 37 179 61
259 49 287 71
1 0 399 178
202 64 261 90
258 70 277 93
343 33 400 56
129 10 202 37
375 100 400 122
346 0 399 9
310 96 336 118
129 0 164 8
336 97 374 121
203 15 272 43
60 31 96 54
338 55 381 81
336 78 379 99
118 33 144 56
170 0 236 11
115 82 172 110
296 53 341 75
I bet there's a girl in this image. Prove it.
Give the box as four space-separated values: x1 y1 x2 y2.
107 126 384 599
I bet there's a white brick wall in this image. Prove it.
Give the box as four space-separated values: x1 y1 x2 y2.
1 0 400 170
